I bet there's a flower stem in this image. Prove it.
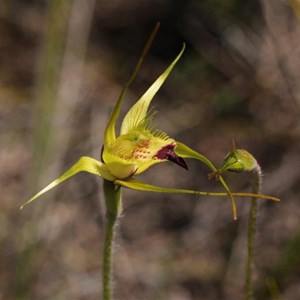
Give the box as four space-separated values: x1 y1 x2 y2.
245 165 262 300
102 213 117 300
102 180 122 300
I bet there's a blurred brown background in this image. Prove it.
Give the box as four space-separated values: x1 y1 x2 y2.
1 1 299 299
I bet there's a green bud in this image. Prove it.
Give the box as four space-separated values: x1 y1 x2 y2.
208 141 258 180
220 149 258 173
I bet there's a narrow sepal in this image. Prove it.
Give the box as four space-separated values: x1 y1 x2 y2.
116 178 231 197
20 156 114 209
115 178 280 202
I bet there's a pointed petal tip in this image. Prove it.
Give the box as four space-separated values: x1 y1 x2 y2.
175 156 188 170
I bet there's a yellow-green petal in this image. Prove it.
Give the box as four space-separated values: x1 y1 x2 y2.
115 178 228 196
20 156 115 209
116 178 280 202
134 159 162 175
120 44 186 135
115 178 248 200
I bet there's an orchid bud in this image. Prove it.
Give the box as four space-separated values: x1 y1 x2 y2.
209 141 258 180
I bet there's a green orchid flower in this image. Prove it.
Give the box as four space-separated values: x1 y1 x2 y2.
20 45 278 219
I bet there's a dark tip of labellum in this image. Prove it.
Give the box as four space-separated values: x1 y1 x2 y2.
154 144 188 170
168 152 188 170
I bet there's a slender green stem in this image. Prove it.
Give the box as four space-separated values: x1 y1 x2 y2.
102 213 117 300
102 180 122 300
245 165 262 300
